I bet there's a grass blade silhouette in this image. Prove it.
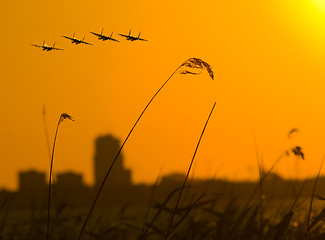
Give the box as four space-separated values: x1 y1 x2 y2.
42 105 51 161
46 113 74 240
140 186 190 239
166 102 216 239
244 152 286 209
303 155 325 240
166 194 207 240
273 211 294 240
78 58 214 239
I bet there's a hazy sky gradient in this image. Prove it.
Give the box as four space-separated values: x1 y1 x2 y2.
1 0 325 190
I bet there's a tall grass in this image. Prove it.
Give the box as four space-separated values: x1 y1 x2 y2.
166 101 216 238
42 105 51 161
47 113 74 240
2 156 325 239
245 143 305 210
78 57 214 239
303 155 325 240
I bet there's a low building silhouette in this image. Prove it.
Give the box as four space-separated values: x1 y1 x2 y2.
56 171 92 206
0 189 11 204
17 170 47 208
57 171 83 188
19 170 47 193
6 134 325 209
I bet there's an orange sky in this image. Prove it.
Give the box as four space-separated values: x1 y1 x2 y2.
1 0 325 190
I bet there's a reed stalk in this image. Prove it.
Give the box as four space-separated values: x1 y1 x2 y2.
78 58 214 239
46 113 74 240
304 155 325 240
165 102 216 239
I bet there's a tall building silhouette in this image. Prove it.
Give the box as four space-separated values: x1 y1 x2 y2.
94 135 131 188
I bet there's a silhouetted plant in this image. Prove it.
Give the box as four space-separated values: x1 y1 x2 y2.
288 128 299 139
78 57 214 239
166 102 216 239
47 113 74 240
246 130 305 210
180 57 214 80
140 186 190 239
303 156 325 240
292 146 304 160
42 105 51 161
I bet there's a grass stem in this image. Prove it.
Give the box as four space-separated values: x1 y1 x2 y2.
78 66 181 239
46 118 60 240
46 113 74 240
78 58 214 239
165 102 216 239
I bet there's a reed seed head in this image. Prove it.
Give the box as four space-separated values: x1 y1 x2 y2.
59 113 75 125
180 58 214 80
179 70 201 75
291 146 304 160
288 128 298 138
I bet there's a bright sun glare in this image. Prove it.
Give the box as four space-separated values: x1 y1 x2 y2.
312 0 325 12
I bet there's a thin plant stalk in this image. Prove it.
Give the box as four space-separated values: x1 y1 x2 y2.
78 66 180 239
78 58 214 239
47 119 60 240
42 105 51 161
166 102 216 239
258 155 265 240
304 155 325 240
46 113 74 240
43 106 59 214
141 164 164 236
140 186 190 239
244 152 285 209
166 194 207 240
251 128 264 237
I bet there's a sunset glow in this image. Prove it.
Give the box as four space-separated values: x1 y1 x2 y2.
1 0 325 191
312 0 325 12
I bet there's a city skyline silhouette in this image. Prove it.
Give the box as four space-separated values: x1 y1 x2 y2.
1 133 325 210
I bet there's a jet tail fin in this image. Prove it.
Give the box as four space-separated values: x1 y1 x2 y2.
83 35 85 41
110 32 113 38
101 28 104 35
138 31 141 38
129 29 131 36
43 40 45 46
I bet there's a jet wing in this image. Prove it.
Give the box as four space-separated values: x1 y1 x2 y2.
62 35 74 40
118 33 129 38
90 32 101 37
109 37 119 42
53 47 64 51
80 40 93 45
137 37 148 41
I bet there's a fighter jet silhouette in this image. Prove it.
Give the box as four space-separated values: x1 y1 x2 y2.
118 29 148 41
90 29 119 42
31 41 63 51
62 33 93 45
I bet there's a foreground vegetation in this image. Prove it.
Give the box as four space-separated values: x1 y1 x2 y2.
1 189 325 240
